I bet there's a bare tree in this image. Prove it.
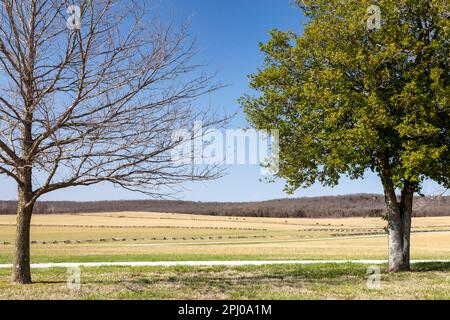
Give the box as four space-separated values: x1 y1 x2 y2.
0 0 225 284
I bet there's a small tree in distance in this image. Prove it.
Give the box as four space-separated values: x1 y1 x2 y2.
240 0 449 272
0 0 225 284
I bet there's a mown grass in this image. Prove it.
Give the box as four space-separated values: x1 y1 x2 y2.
2 214 450 265
2 233 450 264
0 252 310 264
0 263 449 300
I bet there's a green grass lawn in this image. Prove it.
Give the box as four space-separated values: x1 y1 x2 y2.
1 263 450 300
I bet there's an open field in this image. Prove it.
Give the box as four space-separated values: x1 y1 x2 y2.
2 213 450 264
1 213 450 299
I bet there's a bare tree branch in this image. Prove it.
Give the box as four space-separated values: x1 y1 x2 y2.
0 0 229 205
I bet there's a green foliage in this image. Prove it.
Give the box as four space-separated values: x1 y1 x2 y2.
240 0 449 193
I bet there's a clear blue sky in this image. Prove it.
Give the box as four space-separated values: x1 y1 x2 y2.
0 0 443 202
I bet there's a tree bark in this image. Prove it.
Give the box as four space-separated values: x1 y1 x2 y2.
382 176 414 273
12 168 34 284
400 183 414 271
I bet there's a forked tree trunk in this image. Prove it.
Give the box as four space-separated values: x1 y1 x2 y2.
383 179 414 273
12 169 34 284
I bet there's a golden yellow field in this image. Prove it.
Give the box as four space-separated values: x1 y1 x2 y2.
1 213 450 263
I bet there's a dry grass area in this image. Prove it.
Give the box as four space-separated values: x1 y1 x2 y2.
2 211 450 229
1 213 450 263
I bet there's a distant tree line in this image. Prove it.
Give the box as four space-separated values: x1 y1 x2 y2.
0 194 448 218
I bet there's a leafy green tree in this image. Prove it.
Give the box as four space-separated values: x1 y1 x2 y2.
240 0 449 272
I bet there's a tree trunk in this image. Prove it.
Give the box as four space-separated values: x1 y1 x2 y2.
383 178 414 273
400 185 413 271
12 169 34 284
386 201 410 272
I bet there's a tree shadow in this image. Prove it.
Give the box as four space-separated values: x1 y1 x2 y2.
32 280 67 284
412 262 450 272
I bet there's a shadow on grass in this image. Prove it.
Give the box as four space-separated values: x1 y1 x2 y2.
412 262 450 272
81 264 370 290
32 280 67 284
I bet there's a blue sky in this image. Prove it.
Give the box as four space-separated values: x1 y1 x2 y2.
0 0 443 202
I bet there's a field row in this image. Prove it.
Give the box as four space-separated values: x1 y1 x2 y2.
1 214 450 265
